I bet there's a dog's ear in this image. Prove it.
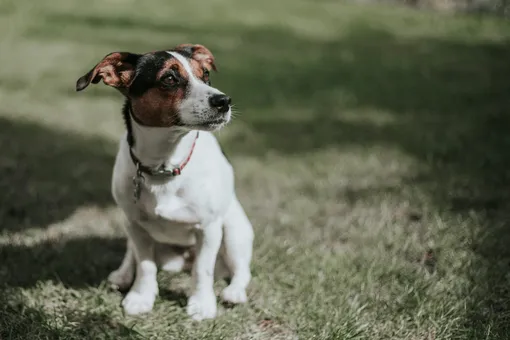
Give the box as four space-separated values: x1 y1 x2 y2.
76 52 140 92
175 44 217 72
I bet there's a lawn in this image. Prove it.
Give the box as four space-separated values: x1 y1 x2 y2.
1 0 510 339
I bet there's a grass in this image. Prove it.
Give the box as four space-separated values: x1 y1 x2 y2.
1 0 510 339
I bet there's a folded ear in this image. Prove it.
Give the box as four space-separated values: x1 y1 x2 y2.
175 44 217 72
76 52 140 91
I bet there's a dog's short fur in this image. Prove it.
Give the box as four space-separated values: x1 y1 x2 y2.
76 44 254 320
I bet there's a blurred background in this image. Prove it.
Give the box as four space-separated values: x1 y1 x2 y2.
0 0 509 339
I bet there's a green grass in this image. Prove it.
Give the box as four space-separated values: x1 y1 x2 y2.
1 0 510 339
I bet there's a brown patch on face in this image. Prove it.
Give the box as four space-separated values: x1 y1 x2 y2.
130 58 190 127
188 58 209 82
157 58 190 81
131 87 185 126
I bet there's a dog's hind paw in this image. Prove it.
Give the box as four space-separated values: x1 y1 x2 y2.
221 285 247 304
186 292 217 321
122 291 156 315
108 269 134 291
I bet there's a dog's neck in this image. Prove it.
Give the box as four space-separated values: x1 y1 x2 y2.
124 102 197 169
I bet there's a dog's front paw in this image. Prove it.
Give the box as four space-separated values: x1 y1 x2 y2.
122 291 156 315
108 269 134 291
186 291 217 321
221 285 247 304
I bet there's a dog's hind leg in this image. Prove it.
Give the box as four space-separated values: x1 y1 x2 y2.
108 239 135 291
220 195 254 304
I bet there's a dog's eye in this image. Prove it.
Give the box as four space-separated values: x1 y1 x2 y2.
203 69 210 85
161 75 178 87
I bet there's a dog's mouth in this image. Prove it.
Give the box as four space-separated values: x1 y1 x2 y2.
202 118 230 130
178 106 232 131
207 117 229 125
183 117 230 131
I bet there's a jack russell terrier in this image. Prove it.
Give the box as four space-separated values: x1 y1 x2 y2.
76 44 254 321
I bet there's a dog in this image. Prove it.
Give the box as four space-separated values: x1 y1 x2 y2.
76 44 254 321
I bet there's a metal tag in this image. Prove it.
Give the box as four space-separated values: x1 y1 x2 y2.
132 169 144 203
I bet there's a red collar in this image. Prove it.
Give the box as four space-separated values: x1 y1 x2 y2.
131 132 199 202
129 132 199 178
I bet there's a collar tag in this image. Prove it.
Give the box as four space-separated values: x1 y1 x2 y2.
132 167 144 203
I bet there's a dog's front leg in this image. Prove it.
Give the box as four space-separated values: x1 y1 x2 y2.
121 222 158 315
187 218 223 321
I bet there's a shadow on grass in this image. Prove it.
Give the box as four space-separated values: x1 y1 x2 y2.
0 117 115 232
0 236 125 288
0 117 124 285
0 118 136 338
0 290 142 340
0 116 126 284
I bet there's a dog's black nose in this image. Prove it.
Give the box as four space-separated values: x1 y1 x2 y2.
209 94 231 113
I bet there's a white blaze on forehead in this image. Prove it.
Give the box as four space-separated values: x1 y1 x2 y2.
167 51 199 83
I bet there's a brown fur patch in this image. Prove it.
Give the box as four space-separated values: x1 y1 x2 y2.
131 87 185 127
130 58 191 127
158 58 190 81
188 59 207 80
76 52 137 91
175 44 217 72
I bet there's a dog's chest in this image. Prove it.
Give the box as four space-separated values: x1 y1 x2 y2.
136 183 202 245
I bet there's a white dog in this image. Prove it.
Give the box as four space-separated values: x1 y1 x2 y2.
76 44 254 321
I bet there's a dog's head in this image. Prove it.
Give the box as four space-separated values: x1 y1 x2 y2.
76 44 231 131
